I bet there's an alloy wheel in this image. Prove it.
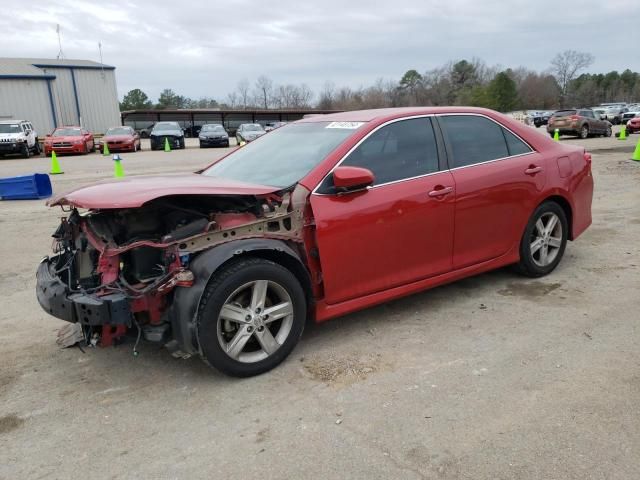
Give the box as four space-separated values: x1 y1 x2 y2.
529 212 563 267
216 280 294 363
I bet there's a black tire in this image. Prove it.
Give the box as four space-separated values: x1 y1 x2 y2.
33 140 40 155
22 143 30 158
197 257 306 377
514 201 568 278
579 125 589 139
605 126 612 137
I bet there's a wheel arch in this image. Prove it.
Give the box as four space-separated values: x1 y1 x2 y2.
168 239 313 356
539 194 574 240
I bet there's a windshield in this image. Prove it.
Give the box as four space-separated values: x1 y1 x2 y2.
53 128 81 136
243 124 264 132
105 127 132 136
0 124 21 134
202 125 225 132
153 123 180 132
203 122 362 188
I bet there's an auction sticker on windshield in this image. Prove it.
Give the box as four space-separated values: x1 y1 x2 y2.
325 122 364 129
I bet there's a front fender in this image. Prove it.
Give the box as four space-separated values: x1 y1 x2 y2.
168 239 305 355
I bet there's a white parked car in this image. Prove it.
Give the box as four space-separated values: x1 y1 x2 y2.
0 120 40 158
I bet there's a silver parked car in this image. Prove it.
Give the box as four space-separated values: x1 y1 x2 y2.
236 124 266 144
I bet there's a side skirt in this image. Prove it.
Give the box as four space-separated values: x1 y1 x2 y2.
314 245 520 323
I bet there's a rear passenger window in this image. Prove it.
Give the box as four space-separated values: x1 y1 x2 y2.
342 117 439 185
439 115 531 168
503 129 532 156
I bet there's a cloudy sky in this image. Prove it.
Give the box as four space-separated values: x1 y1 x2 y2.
2 0 639 102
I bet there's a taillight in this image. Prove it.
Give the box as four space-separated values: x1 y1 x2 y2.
570 115 580 121
584 150 592 165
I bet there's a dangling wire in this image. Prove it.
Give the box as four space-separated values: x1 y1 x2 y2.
132 319 142 357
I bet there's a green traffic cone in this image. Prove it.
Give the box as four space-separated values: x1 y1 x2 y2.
164 137 171 152
50 150 63 175
618 125 627 140
553 128 560 141
632 137 640 162
103 141 110 156
113 154 125 178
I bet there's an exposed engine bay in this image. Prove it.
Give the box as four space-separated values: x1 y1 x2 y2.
36 187 310 351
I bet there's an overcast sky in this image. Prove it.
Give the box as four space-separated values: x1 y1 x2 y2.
2 0 639 102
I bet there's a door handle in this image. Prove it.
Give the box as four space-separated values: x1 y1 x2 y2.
524 165 542 175
428 186 453 197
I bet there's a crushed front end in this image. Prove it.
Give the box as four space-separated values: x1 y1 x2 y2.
36 190 307 353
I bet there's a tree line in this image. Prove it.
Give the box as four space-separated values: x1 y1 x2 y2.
120 50 640 113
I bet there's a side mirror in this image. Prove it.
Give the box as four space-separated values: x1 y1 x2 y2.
333 166 375 192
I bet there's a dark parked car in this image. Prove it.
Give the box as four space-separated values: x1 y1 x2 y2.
98 126 141 153
149 122 185 150
236 123 266 143
547 109 612 139
199 124 229 148
37 107 593 377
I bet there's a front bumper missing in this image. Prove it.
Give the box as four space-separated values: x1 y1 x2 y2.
36 257 131 326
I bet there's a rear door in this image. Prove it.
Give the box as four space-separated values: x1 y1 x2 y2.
437 114 547 269
310 116 455 305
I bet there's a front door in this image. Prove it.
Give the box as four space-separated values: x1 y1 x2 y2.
310 117 456 305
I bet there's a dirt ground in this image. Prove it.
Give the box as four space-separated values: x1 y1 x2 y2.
1 130 639 479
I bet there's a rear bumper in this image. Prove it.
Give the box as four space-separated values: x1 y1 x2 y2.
36 257 131 326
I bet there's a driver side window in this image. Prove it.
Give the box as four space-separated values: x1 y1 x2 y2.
341 117 440 186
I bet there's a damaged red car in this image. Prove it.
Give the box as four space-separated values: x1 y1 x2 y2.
36 108 593 377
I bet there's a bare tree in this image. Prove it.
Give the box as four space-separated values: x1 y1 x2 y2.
550 50 594 106
253 75 273 109
236 79 251 109
226 92 239 109
318 81 336 109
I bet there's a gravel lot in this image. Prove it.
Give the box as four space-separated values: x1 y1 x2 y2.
1 130 639 479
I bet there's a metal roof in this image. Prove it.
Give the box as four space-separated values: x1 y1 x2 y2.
0 57 115 79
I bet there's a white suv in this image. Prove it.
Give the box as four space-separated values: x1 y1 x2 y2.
0 120 40 158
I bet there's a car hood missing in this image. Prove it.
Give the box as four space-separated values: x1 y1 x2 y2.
48 174 280 209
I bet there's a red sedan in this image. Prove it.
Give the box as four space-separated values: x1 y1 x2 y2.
37 107 593 377
98 126 141 153
44 126 94 156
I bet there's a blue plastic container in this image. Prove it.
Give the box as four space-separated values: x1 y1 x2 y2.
0 173 52 200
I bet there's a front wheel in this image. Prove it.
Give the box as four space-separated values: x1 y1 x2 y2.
197 258 306 377
22 143 31 158
605 126 612 137
515 202 568 278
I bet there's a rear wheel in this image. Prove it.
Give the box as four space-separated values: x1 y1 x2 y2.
579 125 589 139
197 258 306 377
515 202 568 278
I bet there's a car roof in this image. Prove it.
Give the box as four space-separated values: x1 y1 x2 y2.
297 106 515 123
0 119 27 124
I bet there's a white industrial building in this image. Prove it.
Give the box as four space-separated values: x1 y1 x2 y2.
0 58 120 135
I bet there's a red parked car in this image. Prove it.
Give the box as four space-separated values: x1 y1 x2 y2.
626 116 640 134
97 126 141 153
44 126 94 156
36 107 593 377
